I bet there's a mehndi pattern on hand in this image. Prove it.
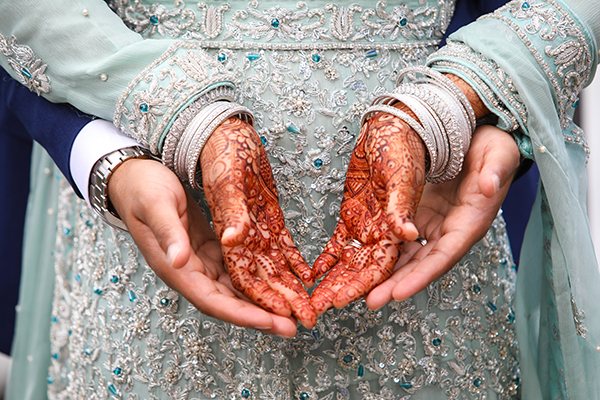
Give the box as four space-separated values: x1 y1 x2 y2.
201 117 317 328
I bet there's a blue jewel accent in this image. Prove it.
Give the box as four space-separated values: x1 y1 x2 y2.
312 329 319 340
139 103 149 113
487 301 497 312
342 354 353 363
128 290 137 302
270 18 280 28
312 54 321 63
300 392 310 400
160 297 171 306
474 377 482 387
521 2 531 10
47 376 54 384
52 353 59 360
432 338 441 346
110 275 119 284
358 364 364 377
260 136 267 146
507 312 515 323
75 274 81 282
366 50 378 58
241 388 251 398
51 316 57 323
149 15 159 25
108 384 118 396
313 158 323 168
63 228 71 235
472 284 481 294
399 382 412 389
286 125 300 134
114 367 122 376
86 220 93 227
573 100 580 108
247 53 260 61
94 288 102 295
21 68 32 79
399 17 407 26
217 53 227 62
84 347 91 355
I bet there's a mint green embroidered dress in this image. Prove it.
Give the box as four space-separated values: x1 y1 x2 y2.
1 0 599 399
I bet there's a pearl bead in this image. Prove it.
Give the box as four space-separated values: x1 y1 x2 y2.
82 9 89 16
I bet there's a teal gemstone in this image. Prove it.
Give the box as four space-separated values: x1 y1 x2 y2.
507 313 515 323
247 53 260 61
110 275 119 284
21 68 32 79
472 284 481 294
63 228 71 235
52 316 57 323
474 377 482 387
84 347 91 355
260 136 267 146
300 393 310 400
270 18 280 28
358 364 364 377
94 288 102 295
314 158 323 168
241 388 251 398
139 103 149 113
312 329 319 340
150 15 159 25
128 290 137 302
52 353 59 360
75 274 81 282
573 100 580 108
432 338 441 346
68 330 72 335
114 367 122 376
86 220 93 227
521 2 530 10
47 376 54 384
399 382 412 389
399 17 407 27
366 50 378 58
108 384 118 396
160 297 171 306
343 354 353 363
312 54 321 63
287 125 300 134
217 53 227 62
487 302 497 312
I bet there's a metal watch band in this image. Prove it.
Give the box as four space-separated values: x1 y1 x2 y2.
89 146 154 232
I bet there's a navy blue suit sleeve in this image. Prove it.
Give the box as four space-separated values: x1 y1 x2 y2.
443 0 509 44
0 67 93 197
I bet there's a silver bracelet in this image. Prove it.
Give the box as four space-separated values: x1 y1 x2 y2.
89 146 155 232
173 101 254 190
162 86 237 173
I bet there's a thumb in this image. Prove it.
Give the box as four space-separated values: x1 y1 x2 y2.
214 194 251 248
476 126 520 198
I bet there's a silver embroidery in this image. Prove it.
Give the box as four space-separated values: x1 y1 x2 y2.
0 34 51 94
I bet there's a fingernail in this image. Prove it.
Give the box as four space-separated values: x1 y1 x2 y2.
221 226 236 243
492 174 501 195
252 325 273 330
166 244 180 267
405 222 419 240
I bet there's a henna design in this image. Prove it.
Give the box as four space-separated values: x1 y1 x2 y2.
201 117 317 328
311 110 426 315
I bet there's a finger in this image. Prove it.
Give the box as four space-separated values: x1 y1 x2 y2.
332 240 399 309
255 253 317 329
277 228 314 287
310 246 360 314
225 246 292 317
474 125 520 198
313 222 351 279
213 193 252 248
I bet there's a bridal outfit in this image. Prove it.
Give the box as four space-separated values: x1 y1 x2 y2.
0 0 599 399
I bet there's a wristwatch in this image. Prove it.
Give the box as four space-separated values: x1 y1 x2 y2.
89 146 155 231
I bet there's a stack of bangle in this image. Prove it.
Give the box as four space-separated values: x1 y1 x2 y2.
172 100 253 190
362 66 476 183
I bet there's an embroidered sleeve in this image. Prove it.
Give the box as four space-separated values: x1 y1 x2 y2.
426 0 596 160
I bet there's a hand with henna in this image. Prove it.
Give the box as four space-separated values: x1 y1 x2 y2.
310 110 427 315
108 159 299 337
366 124 521 309
310 75 490 315
200 117 317 329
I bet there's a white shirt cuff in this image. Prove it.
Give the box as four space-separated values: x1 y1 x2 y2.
70 119 143 205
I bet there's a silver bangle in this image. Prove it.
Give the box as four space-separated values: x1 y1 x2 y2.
89 146 155 232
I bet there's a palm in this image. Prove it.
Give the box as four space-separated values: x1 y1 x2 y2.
366 124 521 309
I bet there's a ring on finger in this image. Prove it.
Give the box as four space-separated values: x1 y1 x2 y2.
347 238 363 249
415 236 428 246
